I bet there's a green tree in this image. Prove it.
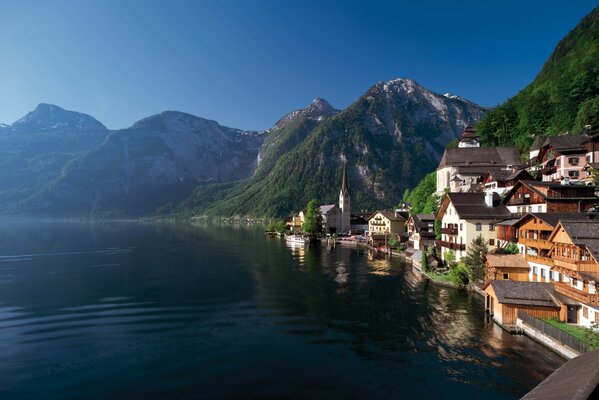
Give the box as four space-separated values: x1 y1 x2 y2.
444 249 456 267
464 234 489 282
266 219 287 233
449 262 470 285
421 249 430 272
498 242 520 255
302 199 324 235
434 220 442 240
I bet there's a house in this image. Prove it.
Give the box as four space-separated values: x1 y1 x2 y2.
501 180 598 215
495 218 520 247
485 254 530 283
368 210 407 247
435 192 512 262
286 210 306 231
350 213 370 235
436 127 520 195
582 132 599 186
482 169 533 196
406 214 436 250
549 218 599 327
512 213 590 283
484 280 564 326
536 134 590 183
319 204 339 234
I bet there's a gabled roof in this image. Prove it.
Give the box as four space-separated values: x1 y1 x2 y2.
369 210 406 222
486 254 529 270
502 181 598 204
556 219 599 261
530 136 545 152
486 280 560 308
320 204 337 214
540 133 589 153
439 192 512 220
438 147 520 169
522 348 599 400
410 213 435 229
514 212 593 229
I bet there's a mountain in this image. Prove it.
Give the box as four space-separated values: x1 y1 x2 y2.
172 78 487 217
0 104 109 208
10 103 107 133
477 6 599 149
16 111 265 216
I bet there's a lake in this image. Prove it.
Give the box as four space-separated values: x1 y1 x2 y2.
0 220 564 399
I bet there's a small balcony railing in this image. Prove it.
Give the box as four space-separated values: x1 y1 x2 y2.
441 227 458 235
554 282 599 306
435 240 465 251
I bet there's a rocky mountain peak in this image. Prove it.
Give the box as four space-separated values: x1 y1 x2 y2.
307 98 336 116
11 103 107 133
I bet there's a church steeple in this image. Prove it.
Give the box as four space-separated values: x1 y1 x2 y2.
338 161 351 233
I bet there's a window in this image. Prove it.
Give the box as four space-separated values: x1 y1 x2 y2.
489 239 495 246
533 266 538 275
537 206 542 212
460 223 463 231
476 223 482 231
556 159 561 166
587 155 591 163
489 223 495 231
541 269 546 278
569 170 579 178
595 312 599 324
502 273 509 280
583 307 589 319
572 278 578 287
569 157 579 165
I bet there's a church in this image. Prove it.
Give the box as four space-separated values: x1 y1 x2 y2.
320 163 351 234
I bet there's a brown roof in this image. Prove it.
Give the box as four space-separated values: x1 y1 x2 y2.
445 192 512 219
487 281 560 308
514 212 594 229
369 210 406 222
502 181 598 204
560 220 599 261
541 133 589 153
438 147 520 169
522 349 599 400
486 254 530 270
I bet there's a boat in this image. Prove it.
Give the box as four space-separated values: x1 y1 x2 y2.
285 235 310 244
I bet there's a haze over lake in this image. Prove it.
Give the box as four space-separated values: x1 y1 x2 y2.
0 220 564 399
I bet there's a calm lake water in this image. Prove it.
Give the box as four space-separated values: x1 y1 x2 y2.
0 221 564 399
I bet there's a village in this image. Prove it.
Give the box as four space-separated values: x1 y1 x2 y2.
280 126 599 360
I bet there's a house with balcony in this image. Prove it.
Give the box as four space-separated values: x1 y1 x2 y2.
512 213 589 283
406 214 436 250
367 210 408 247
501 180 598 215
582 132 599 186
548 218 599 327
536 134 590 183
482 169 533 196
436 127 520 195
435 192 512 262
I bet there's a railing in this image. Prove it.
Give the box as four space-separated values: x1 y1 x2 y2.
441 227 458 235
520 237 552 249
517 310 587 354
435 240 465 251
554 283 599 306
525 254 553 265
509 198 532 205
553 256 599 272
539 165 557 175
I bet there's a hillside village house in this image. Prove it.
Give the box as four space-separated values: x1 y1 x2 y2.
482 169 533 196
549 219 599 326
501 180 598 215
536 134 589 183
435 192 511 262
436 127 520 195
367 210 407 247
406 214 436 250
582 132 599 186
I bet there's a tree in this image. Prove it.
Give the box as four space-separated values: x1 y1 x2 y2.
421 249 430 272
497 242 520 255
463 235 488 282
302 199 324 235
434 220 442 240
266 219 287 233
444 249 456 267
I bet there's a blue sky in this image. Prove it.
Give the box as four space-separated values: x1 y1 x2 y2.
0 1 596 130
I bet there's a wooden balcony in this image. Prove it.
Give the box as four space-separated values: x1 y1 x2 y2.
519 237 553 249
553 256 599 272
525 254 553 266
441 227 458 235
435 240 465 251
554 282 599 306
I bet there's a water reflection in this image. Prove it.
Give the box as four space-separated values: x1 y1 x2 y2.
0 220 564 400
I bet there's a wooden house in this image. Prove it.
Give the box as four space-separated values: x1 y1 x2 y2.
485 254 530 282
484 280 564 326
483 169 533 196
406 213 436 250
536 134 589 183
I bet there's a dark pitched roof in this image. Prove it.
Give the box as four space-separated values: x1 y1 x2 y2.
502 181 598 204
522 349 599 400
411 214 435 229
541 133 589 153
446 192 512 219
438 147 520 169
530 136 545 152
560 220 599 260
515 212 594 229
488 281 560 308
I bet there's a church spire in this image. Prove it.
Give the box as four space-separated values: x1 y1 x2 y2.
341 162 349 195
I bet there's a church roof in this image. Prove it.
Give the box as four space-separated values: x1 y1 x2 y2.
341 162 349 195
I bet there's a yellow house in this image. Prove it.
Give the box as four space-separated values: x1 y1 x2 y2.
368 210 406 236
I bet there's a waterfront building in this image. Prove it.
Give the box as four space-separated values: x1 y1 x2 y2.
406 213 436 250
485 254 530 283
315 163 352 234
484 280 564 326
435 192 511 262
435 127 520 195
367 210 407 247
501 180 598 216
548 218 599 327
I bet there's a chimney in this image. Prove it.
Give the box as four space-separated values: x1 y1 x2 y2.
485 192 494 207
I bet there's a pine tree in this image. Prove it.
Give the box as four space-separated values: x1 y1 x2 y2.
464 234 488 282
